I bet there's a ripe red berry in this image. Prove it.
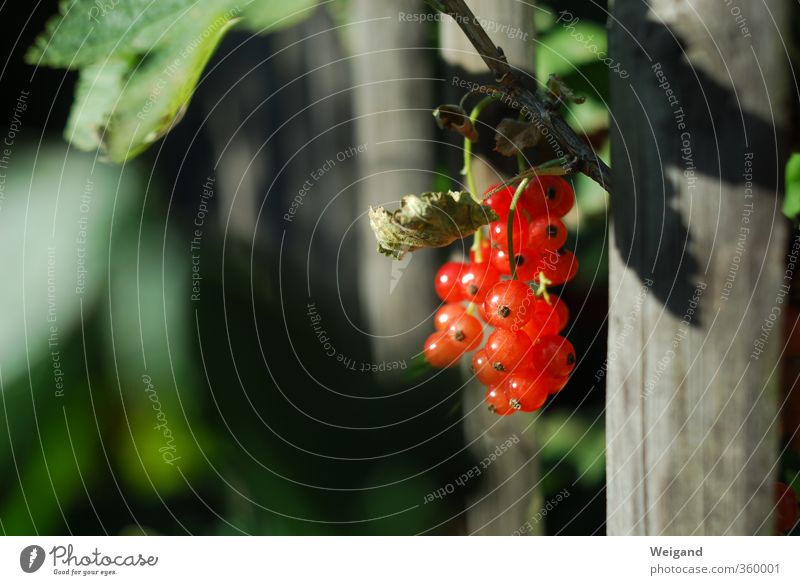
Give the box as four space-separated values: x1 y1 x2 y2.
545 375 569 394
423 331 463 368
489 215 527 249
483 280 535 330
459 262 501 303
775 482 798 534
434 303 466 331
535 249 579 286
485 329 532 373
483 184 515 220
490 243 540 279
485 385 515 416
469 238 492 263
472 348 509 386
522 298 569 340
445 312 484 352
527 216 568 251
435 262 468 302
521 176 575 217
503 374 549 412
532 335 576 378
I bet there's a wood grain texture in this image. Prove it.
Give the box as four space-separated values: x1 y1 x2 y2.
350 0 439 369
607 0 792 535
441 1 542 535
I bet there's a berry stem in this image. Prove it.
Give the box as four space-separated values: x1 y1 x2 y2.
462 95 494 263
535 272 553 303
462 95 495 201
507 178 530 280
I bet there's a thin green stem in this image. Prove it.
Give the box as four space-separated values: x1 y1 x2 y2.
507 178 530 279
463 95 495 263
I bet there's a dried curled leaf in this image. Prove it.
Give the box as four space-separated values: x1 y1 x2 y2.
369 191 497 260
433 105 478 142
494 118 541 157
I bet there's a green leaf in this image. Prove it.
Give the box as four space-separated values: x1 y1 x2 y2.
65 59 132 151
103 10 238 161
783 153 800 222
537 21 607 78
27 0 318 162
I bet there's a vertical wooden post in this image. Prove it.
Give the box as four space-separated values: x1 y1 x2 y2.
607 0 792 534
441 0 540 535
350 0 438 368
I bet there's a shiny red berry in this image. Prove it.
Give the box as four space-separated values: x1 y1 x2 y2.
483 184 515 220
423 331 463 368
459 262 501 303
527 216 568 251
521 176 575 217
485 385 515 416
434 303 466 331
535 249 578 286
483 280 535 330
435 262 468 302
775 482 798 534
522 298 569 340
472 349 508 386
532 335 576 378
489 215 527 249
485 329 532 373
503 374 549 412
445 312 483 352
491 244 539 279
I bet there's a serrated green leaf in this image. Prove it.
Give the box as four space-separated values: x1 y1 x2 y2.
27 0 318 162
783 153 800 222
104 9 238 162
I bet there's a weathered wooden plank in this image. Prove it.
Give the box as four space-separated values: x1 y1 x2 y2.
441 0 541 535
607 0 791 535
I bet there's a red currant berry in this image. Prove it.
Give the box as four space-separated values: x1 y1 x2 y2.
434 303 466 331
491 245 539 279
435 262 468 302
522 298 568 340
489 215 527 248
483 280 535 330
469 237 492 263
483 184 515 221
527 216 568 251
521 176 575 217
503 374 549 412
775 482 799 534
532 335 576 378
535 249 578 286
546 375 569 394
485 385 515 416
445 312 483 352
485 328 532 373
423 331 464 368
472 349 508 386
459 262 501 303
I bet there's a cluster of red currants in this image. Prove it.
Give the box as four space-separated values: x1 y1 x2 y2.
423 176 579 416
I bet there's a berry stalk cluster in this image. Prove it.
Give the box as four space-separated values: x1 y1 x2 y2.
424 176 579 416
